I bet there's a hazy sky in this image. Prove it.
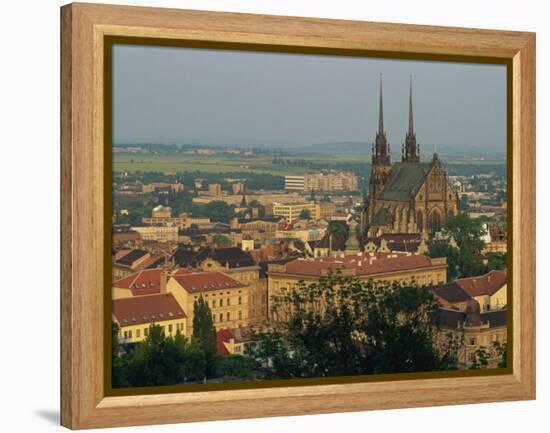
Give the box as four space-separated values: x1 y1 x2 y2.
113 44 507 153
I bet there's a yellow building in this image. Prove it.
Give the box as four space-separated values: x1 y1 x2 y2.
267 252 447 310
437 301 507 368
272 201 320 224
166 271 250 332
455 270 507 311
112 292 187 343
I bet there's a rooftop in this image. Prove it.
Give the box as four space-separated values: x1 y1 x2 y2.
112 269 164 296
429 281 472 304
270 252 444 277
171 271 245 294
455 270 507 297
112 293 186 327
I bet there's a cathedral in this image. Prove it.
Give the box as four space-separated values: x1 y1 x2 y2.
363 77 459 237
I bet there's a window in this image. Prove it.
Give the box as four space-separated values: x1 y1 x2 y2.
219 313 223 322
123 331 128 339
212 300 216 308
212 314 216 322
136 329 141 338
168 324 173 334
238 296 242 305
227 298 231 306
469 337 477 346
220 299 223 307
144 328 149 337
227 312 230 321
235 346 241 353
128 330 132 339
238 311 242 320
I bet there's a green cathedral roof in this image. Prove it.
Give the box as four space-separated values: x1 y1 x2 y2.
378 162 431 201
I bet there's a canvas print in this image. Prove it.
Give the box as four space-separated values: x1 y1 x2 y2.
110 44 508 389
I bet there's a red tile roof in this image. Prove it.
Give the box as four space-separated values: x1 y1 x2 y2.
216 328 233 355
172 268 192 276
112 293 186 326
112 269 164 296
272 253 441 277
171 271 245 294
455 270 507 297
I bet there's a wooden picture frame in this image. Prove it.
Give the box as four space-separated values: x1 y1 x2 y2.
61 2 535 429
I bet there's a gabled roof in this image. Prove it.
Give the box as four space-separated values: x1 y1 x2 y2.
171 246 256 269
429 281 472 304
378 162 431 201
113 269 164 296
273 253 439 278
455 270 507 297
193 247 256 268
112 293 185 326
435 307 508 329
171 271 245 294
115 249 148 266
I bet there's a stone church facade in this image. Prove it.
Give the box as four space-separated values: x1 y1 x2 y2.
364 78 459 237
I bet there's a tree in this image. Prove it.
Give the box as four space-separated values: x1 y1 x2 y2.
469 346 490 369
248 200 265 217
215 354 256 380
493 341 507 368
198 200 234 224
428 213 487 280
299 209 311 220
111 323 129 387
326 220 349 244
248 273 461 379
309 189 317 203
486 252 507 271
192 297 217 378
123 324 208 386
442 213 486 253
212 234 232 246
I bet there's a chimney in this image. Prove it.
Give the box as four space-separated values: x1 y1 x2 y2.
159 271 167 293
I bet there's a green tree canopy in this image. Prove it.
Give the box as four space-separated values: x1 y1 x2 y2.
248 273 461 379
212 234 232 246
193 297 217 377
442 213 486 253
299 209 311 220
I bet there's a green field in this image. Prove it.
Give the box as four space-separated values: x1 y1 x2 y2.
113 153 371 175
113 152 505 176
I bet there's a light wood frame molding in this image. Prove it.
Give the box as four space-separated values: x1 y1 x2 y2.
60 2 535 429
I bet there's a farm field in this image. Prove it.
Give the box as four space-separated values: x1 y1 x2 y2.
112 153 371 175
112 152 506 175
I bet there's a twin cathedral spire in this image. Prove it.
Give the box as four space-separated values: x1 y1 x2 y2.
372 75 420 164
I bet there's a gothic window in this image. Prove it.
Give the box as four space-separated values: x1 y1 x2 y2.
416 211 423 232
429 209 442 233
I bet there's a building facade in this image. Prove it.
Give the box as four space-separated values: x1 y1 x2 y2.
365 78 459 236
272 201 320 224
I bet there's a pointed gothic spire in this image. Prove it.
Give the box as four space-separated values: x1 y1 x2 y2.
403 75 420 163
378 74 384 134
373 74 390 166
408 75 414 136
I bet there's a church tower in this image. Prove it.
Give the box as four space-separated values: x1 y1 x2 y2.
402 77 420 162
366 75 392 228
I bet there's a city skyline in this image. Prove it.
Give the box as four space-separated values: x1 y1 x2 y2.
113 45 507 153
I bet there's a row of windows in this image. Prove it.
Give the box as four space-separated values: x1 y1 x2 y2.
121 322 185 340
212 310 243 323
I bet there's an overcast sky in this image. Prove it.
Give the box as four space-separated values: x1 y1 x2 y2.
113 44 506 153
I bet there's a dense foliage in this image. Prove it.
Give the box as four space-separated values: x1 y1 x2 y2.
247 273 462 379
427 213 506 280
